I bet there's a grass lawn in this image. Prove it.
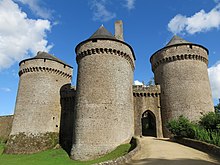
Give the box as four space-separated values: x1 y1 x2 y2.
0 143 131 165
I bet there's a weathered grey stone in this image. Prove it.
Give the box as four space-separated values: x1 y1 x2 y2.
6 52 73 154
0 115 13 142
114 20 124 41
133 85 163 138
1 21 215 161
71 26 135 160
150 36 214 137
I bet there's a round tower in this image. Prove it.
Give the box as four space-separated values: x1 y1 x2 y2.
71 24 135 160
5 52 73 154
150 36 214 137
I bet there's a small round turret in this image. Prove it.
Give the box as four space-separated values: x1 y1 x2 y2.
71 25 135 160
150 36 214 137
5 51 73 154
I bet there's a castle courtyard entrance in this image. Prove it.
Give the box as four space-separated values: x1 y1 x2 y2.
141 110 156 137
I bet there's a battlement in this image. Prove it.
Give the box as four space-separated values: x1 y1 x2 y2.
7 22 214 157
18 66 72 79
0 115 13 118
77 47 135 70
151 44 208 72
60 85 76 99
19 52 73 79
133 85 160 97
151 54 208 72
76 42 135 71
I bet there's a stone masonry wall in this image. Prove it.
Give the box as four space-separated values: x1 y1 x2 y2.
0 115 13 142
60 84 76 154
6 58 73 154
151 44 214 137
133 85 163 138
71 39 135 160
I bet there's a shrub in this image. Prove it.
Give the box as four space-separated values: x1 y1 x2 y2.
193 126 211 143
166 116 195 138
210 131 220 147
193 127 220 147
199 112 220 131
167 113 220 147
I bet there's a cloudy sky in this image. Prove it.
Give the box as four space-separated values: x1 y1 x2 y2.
0 0 220 115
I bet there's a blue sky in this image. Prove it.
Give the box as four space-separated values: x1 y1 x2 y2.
0 0 220 115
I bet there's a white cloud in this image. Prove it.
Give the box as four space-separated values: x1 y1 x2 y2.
90 0 116 22
89 0 137 22
0 88 11 92
14 0 52 19
0 0 52 71
168 3 220 34
208 61 220 99
134 80 143 85
124 0 136 10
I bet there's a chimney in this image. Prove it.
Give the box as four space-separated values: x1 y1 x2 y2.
115 20 124 41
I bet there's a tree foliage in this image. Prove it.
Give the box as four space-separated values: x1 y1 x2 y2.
199 112 220 131
167 112 220 147
166 116 195 138
214 103 220 113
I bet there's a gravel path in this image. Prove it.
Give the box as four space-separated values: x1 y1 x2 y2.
127 137 220 165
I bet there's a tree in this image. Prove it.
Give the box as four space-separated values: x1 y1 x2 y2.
214 102 220 113
146 77 155 86
199 112 220 130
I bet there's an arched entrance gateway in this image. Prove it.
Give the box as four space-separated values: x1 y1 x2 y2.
141 110 156 137
133 85 163 138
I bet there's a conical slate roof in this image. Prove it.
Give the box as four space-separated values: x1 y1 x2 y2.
33 51 63 62
150 35 209 63
165 35 191 47
89 25 116 40
75 24 136 60
19 51 72 68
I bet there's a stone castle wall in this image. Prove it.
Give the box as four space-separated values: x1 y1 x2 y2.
133 85 163 138
71 39 135 160
60 85 76 154
0 115 13 142
1 20 215 161
151 44 214 137
6 58 73 154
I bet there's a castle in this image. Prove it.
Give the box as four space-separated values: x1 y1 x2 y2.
1 20 214 160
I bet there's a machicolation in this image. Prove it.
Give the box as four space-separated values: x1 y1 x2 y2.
0 20 214 161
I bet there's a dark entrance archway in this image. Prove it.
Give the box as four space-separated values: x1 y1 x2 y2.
141 110 156 137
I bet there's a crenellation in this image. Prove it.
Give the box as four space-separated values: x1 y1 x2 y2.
151 36 214 137
19 66 72 79
71 23 135 160
151 54 208 71
6 51 73 154
3 21 214 161
76 47 135 70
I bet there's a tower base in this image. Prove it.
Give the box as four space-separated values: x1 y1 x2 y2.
4 132 59 154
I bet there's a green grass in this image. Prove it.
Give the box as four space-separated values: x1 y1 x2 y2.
0 143 131 165
0 144 4 154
